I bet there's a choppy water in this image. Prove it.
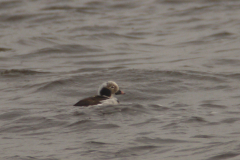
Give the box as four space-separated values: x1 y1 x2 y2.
1 0 240 159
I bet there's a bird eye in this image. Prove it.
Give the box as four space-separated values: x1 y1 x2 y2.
111 86 115 88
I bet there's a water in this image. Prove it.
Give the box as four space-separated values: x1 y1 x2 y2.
1 0 240 159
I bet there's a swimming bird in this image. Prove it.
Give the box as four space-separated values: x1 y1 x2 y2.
74 81 125 107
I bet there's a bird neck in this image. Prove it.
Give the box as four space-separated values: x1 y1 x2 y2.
99 87 112 97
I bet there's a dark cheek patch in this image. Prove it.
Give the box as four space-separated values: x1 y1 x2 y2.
100 88 111 97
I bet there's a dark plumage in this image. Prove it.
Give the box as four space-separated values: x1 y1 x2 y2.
73 96 109 106
99 88 111 97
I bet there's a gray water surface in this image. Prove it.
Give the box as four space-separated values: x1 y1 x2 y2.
1 0 240 160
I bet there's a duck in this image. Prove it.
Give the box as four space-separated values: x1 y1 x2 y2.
74 81 125 107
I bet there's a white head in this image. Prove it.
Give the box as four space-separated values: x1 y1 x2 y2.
97 81 125 97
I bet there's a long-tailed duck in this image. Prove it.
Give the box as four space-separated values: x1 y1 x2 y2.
74 81 125 107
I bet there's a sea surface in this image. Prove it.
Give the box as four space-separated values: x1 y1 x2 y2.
1 0 240 160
